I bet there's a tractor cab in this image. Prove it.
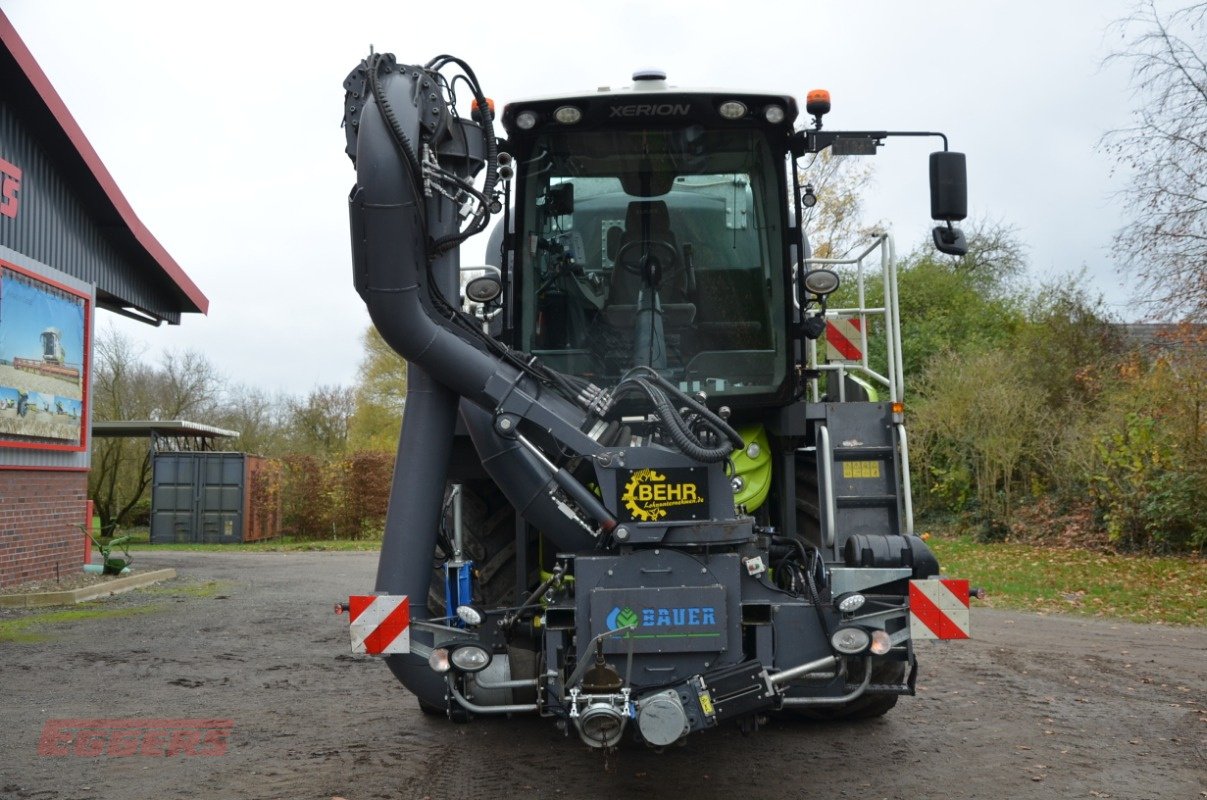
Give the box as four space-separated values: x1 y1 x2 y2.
501 78 800 404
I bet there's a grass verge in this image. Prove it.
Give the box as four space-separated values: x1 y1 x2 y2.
118 527 382 553
928 532 1206 627
0 603 162 644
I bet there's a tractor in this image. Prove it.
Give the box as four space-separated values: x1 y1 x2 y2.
341 54 972 749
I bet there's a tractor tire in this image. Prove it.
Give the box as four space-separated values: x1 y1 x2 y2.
793 453 904 721
417 698 446 716
419 479 530 718
427 479 534 616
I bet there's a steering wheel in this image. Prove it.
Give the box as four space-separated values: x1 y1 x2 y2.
614 239 680 284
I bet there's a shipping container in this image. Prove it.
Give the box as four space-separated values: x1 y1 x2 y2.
150 452 280 543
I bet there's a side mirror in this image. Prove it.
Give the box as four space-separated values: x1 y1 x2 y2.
929 152 967 221
932 225 968 257
930 152 967 256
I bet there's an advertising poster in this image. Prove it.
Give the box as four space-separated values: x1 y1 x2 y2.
0 261 89 449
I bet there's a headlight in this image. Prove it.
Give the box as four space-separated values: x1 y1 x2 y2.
553 105 582 124
830 626 871 655
449 643 492 673
455 605 484 626
764 105 785 124
836 593 866 614
803 268 841 297
515 110 538 130
718 100 747 120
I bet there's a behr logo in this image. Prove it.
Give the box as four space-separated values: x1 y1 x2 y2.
0 157 21 220
609 103 691 118
621 468 704 522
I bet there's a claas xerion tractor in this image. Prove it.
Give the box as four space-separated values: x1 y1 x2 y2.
339 53 975 749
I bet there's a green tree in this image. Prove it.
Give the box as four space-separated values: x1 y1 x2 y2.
284 384 354 456
861 222 1029 382
911 347 1055 531
348 325 408 452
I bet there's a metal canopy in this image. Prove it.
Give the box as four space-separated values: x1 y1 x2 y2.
92 420 239 452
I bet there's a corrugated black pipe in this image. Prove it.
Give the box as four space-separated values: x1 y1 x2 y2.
379 361 458 708
348 113 501 402
349 73 597 707
351 83 483 708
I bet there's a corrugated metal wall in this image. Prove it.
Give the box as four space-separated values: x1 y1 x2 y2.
0 100 181 323
0 246 91 470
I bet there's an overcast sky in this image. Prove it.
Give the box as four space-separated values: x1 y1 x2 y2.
4 0 1153 398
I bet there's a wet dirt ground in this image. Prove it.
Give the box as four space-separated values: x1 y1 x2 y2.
1 550 1203 800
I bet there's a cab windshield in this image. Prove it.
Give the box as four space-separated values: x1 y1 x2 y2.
518 127 787 397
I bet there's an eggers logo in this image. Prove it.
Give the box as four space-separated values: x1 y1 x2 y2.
0 157 21 220
38 718 233 757
620 468 705 522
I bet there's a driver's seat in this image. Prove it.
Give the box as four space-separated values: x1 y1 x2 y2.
608 200 686 306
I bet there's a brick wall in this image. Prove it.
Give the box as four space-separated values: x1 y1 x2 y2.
0 469 88 587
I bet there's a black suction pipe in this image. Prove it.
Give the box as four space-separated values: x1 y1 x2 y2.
461 403 599 553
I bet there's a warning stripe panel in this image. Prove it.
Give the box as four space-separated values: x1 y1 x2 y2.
349 595 410 655
826 317 863 361
909 580 970 640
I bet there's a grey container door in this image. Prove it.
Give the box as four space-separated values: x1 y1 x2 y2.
198 453 245 543
151 453 245 543
151 453 197 543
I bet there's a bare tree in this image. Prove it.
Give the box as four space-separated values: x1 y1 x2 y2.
798 149 877 259
284 384 355 456
1104 1 1207 320
89 328 224 534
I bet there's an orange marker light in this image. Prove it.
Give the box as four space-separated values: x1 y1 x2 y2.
891 402 905 415
471 97 495 120
806 89 831 117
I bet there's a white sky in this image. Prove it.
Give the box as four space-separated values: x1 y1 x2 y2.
4 0 1150 397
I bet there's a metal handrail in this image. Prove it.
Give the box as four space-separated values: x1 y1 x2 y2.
896 424 914 536
779 657 873 707
803 233 905 403
818 424 837 549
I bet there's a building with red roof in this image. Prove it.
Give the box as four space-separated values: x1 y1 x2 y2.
0 10 208 586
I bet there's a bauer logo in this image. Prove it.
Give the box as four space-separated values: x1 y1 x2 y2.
606 606 640 630
606 605 718 631
595 585 727 654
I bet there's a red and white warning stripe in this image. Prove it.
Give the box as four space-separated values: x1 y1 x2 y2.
908 579 971 640
826 316 863 362
349 595 411 655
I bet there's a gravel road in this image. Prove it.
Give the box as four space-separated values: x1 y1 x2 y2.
1 550 1203 800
